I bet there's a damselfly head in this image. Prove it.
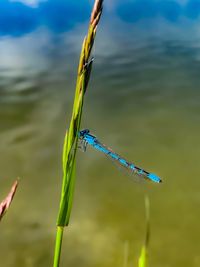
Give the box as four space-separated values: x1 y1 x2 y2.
78 129 90 138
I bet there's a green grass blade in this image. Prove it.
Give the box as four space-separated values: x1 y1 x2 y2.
138 196 150 267
138 245 148 267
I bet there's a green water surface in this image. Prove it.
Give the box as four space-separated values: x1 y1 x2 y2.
1 22 200 267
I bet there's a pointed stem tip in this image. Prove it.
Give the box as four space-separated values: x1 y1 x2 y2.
0 180 18 221
90 0 104 28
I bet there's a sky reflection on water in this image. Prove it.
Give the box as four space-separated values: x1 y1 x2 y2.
1 0 200 36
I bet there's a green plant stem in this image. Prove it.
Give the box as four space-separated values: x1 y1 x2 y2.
53 227 64 267
52 1 103 266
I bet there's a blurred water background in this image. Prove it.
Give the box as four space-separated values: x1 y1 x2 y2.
1 0 200 266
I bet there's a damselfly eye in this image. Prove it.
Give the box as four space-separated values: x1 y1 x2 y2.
79 129 90 138
83 129 90 134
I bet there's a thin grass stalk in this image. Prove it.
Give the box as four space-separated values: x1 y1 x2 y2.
123 241 129 267
53 227 64 267
138 195 150 267
53 1 103 267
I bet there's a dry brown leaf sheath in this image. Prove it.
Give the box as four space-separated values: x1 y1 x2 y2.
0 180 18 221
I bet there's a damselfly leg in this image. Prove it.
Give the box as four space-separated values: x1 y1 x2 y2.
78 139 88 152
